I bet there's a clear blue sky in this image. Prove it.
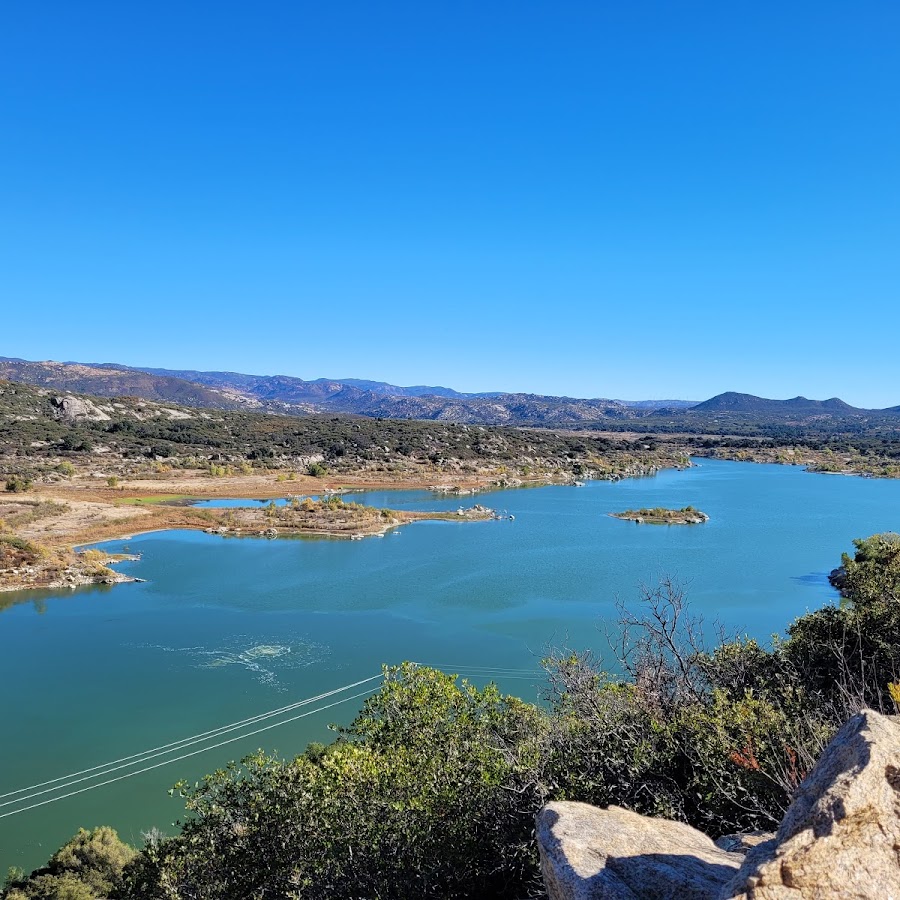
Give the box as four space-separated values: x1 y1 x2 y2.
2 2 898 405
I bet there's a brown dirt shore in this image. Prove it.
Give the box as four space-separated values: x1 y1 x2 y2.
21 468 526 545
0 471 506 594
47 470 493 504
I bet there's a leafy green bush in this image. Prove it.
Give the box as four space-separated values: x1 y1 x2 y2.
779 532 900 714
3 828 135 899
122 665 546 900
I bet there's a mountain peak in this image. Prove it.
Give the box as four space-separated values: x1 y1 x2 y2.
692 392 862 415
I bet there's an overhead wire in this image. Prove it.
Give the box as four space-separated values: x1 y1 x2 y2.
1 664 547 820
0 676 381 818
0 674 381 805
0 687 379 820
411 662 545 678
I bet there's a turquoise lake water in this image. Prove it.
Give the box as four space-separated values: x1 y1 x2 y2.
2 459 900 872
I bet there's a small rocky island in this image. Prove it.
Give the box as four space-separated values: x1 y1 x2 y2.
610 505 709 525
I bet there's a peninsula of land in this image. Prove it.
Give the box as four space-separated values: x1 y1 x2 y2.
0 490 498 594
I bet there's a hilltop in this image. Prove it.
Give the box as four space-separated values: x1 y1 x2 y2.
0 379 682 480
690 392 862 415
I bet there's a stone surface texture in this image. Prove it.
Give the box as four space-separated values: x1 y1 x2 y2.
51 395 110 422
714 832 775 855
720 708 900 899
537 710 900 899
536 801 742 899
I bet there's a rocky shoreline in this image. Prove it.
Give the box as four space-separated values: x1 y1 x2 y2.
0 551 143 593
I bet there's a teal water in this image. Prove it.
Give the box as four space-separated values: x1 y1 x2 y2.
2 459 900 872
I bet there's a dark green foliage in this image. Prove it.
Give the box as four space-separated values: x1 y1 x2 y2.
59 435 92 453
781 532 900 712
837 532 900 606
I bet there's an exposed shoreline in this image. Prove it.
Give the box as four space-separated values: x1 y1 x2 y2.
0 457 688 595
0 487 500 594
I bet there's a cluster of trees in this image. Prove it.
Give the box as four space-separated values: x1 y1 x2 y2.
6 534 900 900
9 379 900 485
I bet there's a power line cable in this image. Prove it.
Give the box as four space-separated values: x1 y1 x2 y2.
0 687 378 820
0 675 381 807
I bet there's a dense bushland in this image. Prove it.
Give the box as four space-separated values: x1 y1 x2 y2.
5 534 900 900
0 380 679 481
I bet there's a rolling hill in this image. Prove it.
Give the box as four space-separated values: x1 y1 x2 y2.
0 358 244 410
689 392 866 415
0 358 637 424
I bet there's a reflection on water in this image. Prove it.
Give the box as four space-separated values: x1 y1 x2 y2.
0 581 117 614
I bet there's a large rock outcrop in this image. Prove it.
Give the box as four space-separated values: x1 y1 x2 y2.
721 709 900 899
50 394 110 422
536 802 743 899
538 709 900 899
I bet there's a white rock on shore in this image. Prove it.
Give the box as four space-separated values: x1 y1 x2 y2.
537 709 900 900
536 802 742 899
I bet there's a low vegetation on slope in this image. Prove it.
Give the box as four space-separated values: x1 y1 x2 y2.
4 376 900 482
0 380 687 485
5 535 900 900
0 359 243 411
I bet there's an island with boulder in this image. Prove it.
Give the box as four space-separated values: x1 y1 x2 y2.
610 505 709 525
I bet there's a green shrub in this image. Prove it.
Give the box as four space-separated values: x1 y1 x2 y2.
5 476 32 493
122 665 546 900
4 827 135 899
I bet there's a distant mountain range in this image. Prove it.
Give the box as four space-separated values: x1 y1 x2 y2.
0 358 239 410
0 357 896 426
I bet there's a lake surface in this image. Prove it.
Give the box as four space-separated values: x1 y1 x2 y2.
2 459 900 872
